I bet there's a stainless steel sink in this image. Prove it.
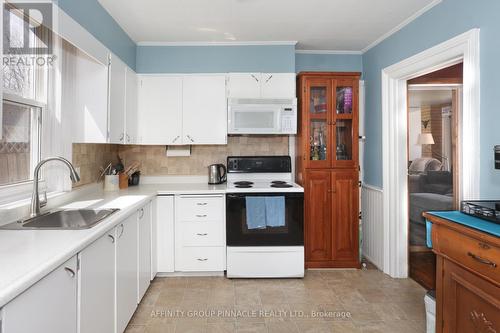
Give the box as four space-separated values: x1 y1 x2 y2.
0 209 119 230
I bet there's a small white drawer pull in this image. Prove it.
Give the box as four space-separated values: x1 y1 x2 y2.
196 258 208 261
196 233 208 236
196 214 207 218
197 202 208 206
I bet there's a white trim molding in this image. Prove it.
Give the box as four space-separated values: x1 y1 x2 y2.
295 50 362 55
361 0 442 53
137 41 298 47
381 28 480 278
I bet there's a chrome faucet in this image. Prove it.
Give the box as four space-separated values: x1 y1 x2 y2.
30 157 81 218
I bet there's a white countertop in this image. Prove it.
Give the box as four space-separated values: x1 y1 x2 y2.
0 182 226 308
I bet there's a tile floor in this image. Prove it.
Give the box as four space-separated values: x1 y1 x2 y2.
126 268 427 333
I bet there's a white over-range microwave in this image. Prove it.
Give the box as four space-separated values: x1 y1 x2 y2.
227 98 297 134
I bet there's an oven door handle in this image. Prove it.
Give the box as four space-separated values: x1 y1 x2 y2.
227 194 246 199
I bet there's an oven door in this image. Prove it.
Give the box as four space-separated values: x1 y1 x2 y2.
226 192 304 246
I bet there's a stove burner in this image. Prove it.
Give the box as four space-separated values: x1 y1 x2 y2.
234 181 254 186
235 185 253 188
270 183 293 188
271 180 287 185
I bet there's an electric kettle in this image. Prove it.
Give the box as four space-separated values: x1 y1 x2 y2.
208 164 227 184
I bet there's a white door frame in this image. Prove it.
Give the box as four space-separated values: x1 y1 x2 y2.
381 29 480 278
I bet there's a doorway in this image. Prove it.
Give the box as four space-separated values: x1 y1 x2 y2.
380 29 480 278
406 63 462 289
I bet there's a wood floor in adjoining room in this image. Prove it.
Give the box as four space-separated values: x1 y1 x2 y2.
126 268 427 333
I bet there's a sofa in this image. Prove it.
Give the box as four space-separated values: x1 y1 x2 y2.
409 170 453 246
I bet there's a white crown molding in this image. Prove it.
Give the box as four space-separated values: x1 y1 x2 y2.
361 0 442 53
295 49 362 55
137 41 298 47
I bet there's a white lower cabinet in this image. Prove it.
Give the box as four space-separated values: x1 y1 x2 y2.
157 195 175 273
2 256 78 333
78 231 116 333
175 194 226 272
116 213 139 333
138 201 152 302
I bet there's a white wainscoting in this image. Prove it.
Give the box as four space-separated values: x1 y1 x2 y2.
361 184 384 269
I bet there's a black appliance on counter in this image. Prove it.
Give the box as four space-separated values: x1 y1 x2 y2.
461 200 500 224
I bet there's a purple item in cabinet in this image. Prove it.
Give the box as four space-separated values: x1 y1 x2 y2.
343 87 352 113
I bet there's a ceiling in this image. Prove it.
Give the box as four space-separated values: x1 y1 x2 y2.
408 90 453 109
98 0 439 52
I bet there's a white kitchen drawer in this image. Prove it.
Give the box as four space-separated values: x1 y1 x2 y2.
181 221 224 247
177 196 224 221
178 246 225 271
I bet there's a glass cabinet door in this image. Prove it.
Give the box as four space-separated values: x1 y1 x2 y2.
306 81 331 167
310 120 328 161
335 120 352 161
336 86 353 115
333 80 357 167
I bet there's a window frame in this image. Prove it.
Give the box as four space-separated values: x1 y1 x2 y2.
0 93 45 205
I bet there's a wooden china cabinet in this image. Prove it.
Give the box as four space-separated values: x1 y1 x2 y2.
295 72 361 268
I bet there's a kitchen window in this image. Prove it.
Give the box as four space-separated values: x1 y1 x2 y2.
1 5 47 190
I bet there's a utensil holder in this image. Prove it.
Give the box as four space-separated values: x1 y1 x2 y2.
103 175 119 191
119 173 129 189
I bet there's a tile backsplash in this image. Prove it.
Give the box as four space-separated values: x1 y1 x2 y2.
118 136 289 176
72 143 119 187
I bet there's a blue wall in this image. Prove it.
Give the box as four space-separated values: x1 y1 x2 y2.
362 0 500 198
295 53 362 73
56 0 136 69
136 45 296 73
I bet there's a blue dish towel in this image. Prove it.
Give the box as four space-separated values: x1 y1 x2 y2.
265 196 286 228
426 220 433 248
246 197 267 229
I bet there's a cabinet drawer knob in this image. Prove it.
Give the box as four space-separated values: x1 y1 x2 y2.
196 233 208 236
196 214 207 218
138 208 145 219
467 252 497 268
64 267 76 278
196 258 208 261
108 234 115 243
197 202 208 206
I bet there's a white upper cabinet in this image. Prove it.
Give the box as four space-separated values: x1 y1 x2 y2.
261 73 296 99
70 47 108 143
125 67 138 144
227 73 296 99
108 54 127 144
137 76 183 145
182 75 227 145
227 73 261 98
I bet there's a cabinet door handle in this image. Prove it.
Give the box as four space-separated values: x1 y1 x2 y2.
64 267 76 278
265 74 273 83
118 224 124 238
172 135 180 143
186 135 195 143
119 133 124 142
250 74 259 82
138 208 145 219
197 202 208 206
108 234 115 243
196 258 208 261
196 233 208 236
196 214 207 218
467 252 497 268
